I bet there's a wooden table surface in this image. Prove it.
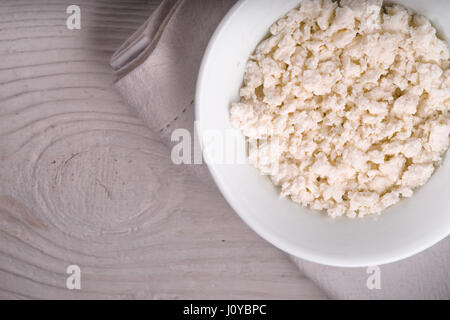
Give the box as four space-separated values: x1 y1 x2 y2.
0 0 327 299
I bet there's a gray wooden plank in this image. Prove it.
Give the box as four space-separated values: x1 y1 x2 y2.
0 0 327 299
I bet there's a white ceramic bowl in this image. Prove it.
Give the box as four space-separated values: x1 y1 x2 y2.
196 0 450 267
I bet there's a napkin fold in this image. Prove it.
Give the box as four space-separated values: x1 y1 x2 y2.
111 0 238 184
111 0 449 299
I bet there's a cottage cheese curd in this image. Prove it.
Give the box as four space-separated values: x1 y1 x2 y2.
230 0 450 217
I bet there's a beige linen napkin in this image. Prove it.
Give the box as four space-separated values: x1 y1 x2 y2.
111 0 238 184
111 0 450 299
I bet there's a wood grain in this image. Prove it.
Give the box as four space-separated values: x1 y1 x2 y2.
0 0 327 299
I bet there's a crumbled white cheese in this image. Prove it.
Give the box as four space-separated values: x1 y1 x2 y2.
230 0 450 217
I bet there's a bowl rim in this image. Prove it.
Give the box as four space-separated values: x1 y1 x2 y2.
195 0 450 267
